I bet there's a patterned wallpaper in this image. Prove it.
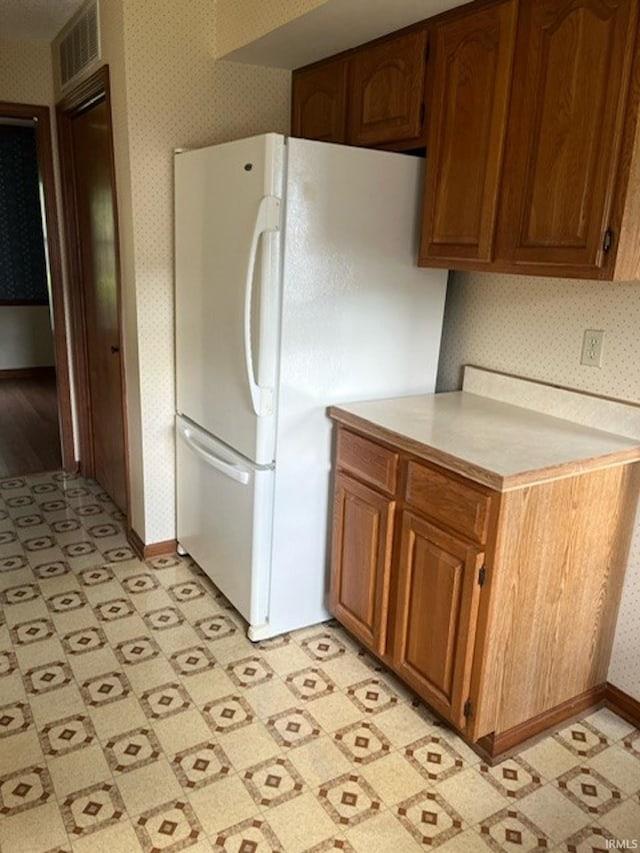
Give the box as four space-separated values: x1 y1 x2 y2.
215 0 328 56
0 38 54 103
92 0 292 543
0 126 48 304
438 270 640 699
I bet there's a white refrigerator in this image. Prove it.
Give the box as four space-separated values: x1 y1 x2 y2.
175 133 447 641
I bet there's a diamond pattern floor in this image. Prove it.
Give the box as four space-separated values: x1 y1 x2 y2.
0 472 639 852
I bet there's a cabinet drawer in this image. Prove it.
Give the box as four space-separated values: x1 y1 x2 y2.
337 429 398 494
405 460 492 544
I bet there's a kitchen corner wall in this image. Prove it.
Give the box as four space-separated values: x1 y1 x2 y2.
84 0 292 543
437 270 640 700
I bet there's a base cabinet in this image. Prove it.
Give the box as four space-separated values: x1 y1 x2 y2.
330 472 395 657
328 422 639 757
392 511 484 730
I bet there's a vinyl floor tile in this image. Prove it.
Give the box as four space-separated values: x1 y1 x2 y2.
264 791 339 852
0 471 638 852
115 757 185 817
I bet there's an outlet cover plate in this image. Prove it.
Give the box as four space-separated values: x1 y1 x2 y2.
581 329 605 368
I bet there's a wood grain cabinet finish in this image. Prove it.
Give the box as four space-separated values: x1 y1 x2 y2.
291 59 348 143
330 472 395 656
347 28 428 147
392 511 484 730
495 0 639 277
419 0 640 279
419 0 518 265
328 420 640 756
405 460 492 545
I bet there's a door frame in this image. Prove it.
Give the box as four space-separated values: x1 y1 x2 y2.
0 100 75 471
56 65 130 514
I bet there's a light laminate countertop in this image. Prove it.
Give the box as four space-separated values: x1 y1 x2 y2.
329 391 640 491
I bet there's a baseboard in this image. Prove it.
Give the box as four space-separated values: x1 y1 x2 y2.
127 527 177 560
0 366 56 380
605 682 640 728
475 684 607 763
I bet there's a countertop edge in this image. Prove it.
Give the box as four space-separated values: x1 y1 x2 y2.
328 405 640 492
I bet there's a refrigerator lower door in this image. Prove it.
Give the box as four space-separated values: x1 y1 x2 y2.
176 415 274 631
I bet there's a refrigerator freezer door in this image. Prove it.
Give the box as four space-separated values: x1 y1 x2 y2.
175 134 284 465
176 415 274 629
267 138 447 635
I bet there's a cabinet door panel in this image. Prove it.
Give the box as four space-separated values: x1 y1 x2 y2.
393 512 483 729
292 60 348 143
496 0 637 271
420 0 517 264
348 29 427 147
330 473 395 655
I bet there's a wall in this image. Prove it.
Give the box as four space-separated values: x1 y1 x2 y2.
0 41 58 372
0 307 55 369
437 270 640 699
119 0 291 543
215 0 328 56
0 39 54 103
51 1 293 541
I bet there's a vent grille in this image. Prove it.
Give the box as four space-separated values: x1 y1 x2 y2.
59 1 101 89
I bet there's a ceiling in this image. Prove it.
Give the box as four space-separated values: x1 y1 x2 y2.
222 0 471 69
0 0 84 41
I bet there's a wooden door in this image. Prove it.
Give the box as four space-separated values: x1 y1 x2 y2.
419 0 517 266
393 511 484 729
330 472 395 656
292 59 349 143
63 87 127 512
348 28 428 147
495 0 637 274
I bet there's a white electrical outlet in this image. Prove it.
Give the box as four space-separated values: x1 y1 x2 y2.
580 329 605 367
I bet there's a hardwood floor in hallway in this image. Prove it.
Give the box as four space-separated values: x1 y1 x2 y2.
0 372 62 476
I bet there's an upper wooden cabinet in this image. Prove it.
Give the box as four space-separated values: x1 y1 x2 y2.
291 59 348 144
495 0 639 277
347 28 428 148
420 0 518 265
291 26 428 151
420 0 640 280
293 0 640 279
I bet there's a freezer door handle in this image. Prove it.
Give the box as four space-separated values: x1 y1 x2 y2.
244 194 280 417
177 422 250 485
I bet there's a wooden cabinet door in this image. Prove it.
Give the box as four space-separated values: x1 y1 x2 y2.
348 28 427 147
419 0 517 266
392 511 484 729
495 0 638 274
330 472 395 656
291 59 348 143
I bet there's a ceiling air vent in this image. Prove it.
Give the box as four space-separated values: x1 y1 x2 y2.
59 0 101 90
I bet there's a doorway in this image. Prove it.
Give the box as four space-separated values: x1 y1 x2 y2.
0 101 74 477
57 67 129 514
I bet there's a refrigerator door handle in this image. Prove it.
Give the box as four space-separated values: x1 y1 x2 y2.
244 194 281 417
177 421 250 485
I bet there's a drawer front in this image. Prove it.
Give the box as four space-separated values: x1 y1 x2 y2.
405 460 492 544
337 429 398 494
